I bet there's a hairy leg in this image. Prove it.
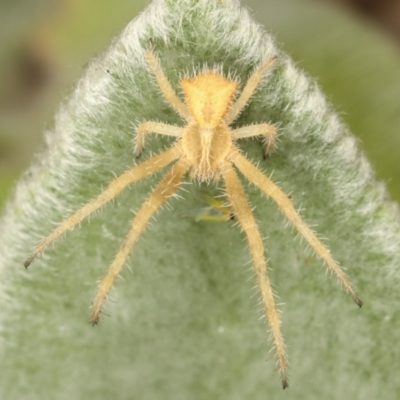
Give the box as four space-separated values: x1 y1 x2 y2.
91 158 190 323
24 145 182 268
221 162 288 389
135 121 183 157
224 57 276 125
145 49 191 121
230 146 363 307
232 123 277 158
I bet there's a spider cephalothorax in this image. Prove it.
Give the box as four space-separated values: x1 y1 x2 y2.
25 46 362 388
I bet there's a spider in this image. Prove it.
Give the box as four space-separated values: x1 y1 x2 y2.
24 46 362 388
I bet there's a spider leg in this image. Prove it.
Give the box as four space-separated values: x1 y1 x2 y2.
91 157 190 323
221 162 288 389
24 144 182 268
135 121 183 158
224 57 276 125
230 146 363 307
232 124 277 159
145 48 191 121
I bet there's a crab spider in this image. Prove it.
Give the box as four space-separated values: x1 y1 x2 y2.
25 46 362 388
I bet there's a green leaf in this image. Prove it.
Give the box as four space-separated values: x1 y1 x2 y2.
0 0 399 398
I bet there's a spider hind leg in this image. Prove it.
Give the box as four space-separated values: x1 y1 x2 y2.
24 146 182 268
91 158 190 324
222 162 289 389
231 146 362 307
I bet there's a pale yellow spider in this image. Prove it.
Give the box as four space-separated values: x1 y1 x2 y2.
25 47 362 388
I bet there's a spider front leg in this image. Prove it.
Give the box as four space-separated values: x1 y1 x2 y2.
24 145 182 268
135 121 183 157
145 48 191 121
221 162 289 389
91 157 190 323
230 146 363 307
232 124 277 159
225 56 276 125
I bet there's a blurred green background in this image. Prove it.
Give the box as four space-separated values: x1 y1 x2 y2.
0 0 399 206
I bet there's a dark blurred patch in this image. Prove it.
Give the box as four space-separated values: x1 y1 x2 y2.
319 0 400 41
16 42 53 103
0 0 69 176
0 41 54 110
0 0 64 110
